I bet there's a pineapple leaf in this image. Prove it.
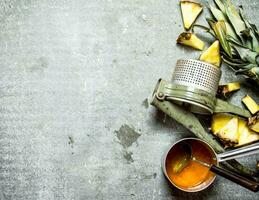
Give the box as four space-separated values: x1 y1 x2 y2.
209 5 226 21
235 64 255 74
206 18 216 28
192 24 216 38
232 45 258 64
224 0 246 43
226 35 247 48
246 66 259 81
239 6 259 53
222 56 249 68
212 20 232 58
213 0 226 15
240 28 251 39
209 5 239 41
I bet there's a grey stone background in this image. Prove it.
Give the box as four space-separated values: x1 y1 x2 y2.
0 0 259 199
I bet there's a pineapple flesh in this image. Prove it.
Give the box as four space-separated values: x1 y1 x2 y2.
177 32 205 50
200 40 221 67
180 0 203 30
250 121 259 133
217 82 240 98
213 116 239 144
211 114 259 147
242 95 259 115
237 119 259 146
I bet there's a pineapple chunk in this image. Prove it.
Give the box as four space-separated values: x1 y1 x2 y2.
177 32 205 50
249 120 259 133
211 114 259 146
211 113 232 133
200 40 221 67
236 119 259 146
217 82 240 98
180 0 203 30
213 116 239 144
242 95 259 115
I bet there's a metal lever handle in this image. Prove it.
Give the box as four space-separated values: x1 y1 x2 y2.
218 142 259 162
210 165 259 192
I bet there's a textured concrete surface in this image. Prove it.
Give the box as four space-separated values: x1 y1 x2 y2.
0 0 259 199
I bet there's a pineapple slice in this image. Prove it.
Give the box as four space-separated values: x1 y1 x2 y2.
200 40 221 67
249 120 259 133
211 113 232 133
217 82 240 98
211 114 259 146
177 32 205 50
180 0 203 30
236 119 259 146
242 95 259 115
213 116 239 144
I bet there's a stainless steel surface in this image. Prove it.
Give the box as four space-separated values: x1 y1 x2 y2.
218 143 259 162
172 59 221 94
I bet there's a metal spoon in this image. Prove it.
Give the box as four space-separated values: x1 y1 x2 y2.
172 142 259 192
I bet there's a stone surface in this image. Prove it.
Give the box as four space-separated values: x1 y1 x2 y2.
0 0 258 199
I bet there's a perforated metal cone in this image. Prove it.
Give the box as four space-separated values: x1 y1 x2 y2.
170 59 221 115
172 59 221 94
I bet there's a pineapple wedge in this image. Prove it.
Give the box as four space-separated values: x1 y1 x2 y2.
242 95 259 115
236 119 259 146
211 113 232 133
180 0 203 30
211 113 259 146
214 116 239 144
177 32 205 50
217 82 240 98
200 40 221 67
249 120 259 133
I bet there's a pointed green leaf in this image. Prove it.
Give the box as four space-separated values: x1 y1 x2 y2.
222 56 249 68
212 20 232 58
214 0 226 14
209 5 239 41
232 45 258 64
192 24 216 38
214 99 251 118
226 35 248 48
209 5 226 21
224 0 246 41
239 6 259 53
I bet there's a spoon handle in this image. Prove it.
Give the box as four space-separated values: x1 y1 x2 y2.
218 142 259 162
210 165 259 192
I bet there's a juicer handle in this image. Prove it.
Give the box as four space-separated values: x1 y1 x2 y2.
210 165 259 192
218 142 259 162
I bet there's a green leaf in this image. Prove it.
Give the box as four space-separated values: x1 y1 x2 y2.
151 94 225 153
209 5 226 21
222 56 249 68
232 45 258 64
239 6 259 53
192 24 216 38
235 63 255 74
214 99 251 118
214 0 226 14
212 20 232 58
224 0 246 42
209 5 239 41
226 35 247 48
